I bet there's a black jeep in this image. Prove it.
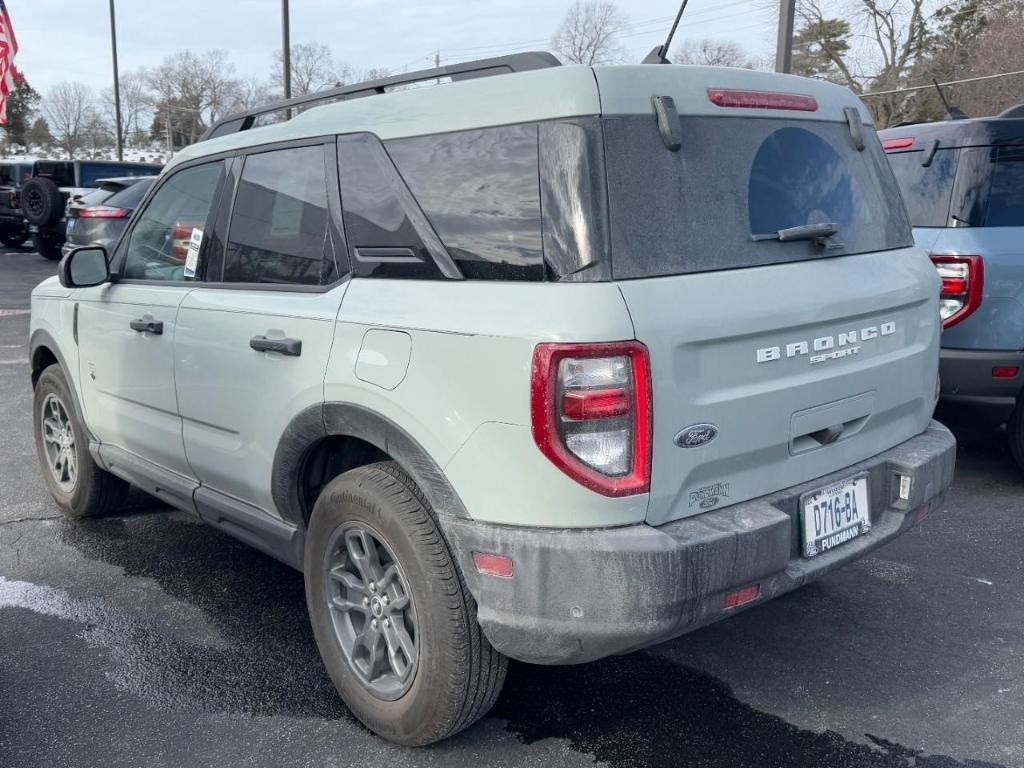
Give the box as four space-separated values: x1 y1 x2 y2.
16 159 161 260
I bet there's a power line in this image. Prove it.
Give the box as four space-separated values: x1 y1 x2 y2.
861 69 1024 98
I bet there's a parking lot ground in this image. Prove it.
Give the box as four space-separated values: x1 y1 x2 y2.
1 252 1021 768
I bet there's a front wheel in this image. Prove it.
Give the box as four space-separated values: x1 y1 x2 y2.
305 461 507 746
33 365 129 517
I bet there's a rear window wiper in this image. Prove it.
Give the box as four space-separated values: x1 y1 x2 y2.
752 222 840 244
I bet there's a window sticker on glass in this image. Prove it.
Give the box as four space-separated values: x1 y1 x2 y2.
184 228 203 278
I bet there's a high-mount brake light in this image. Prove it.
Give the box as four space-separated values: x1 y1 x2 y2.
882 137 915 150
930 255 984 330
707 88 818 112
531 341 651 497
79 206 130 219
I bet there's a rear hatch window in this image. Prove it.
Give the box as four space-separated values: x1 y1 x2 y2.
885 148 958 227
604 116 912 279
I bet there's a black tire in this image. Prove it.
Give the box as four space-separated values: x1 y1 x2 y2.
1008 397 1024 473
33 233 63 261
0 229 28 247
32 365 129 518
21 177 64 227
305 461 507 746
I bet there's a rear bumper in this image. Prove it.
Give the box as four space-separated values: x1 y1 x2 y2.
938 348 1024 429
445 421 956 665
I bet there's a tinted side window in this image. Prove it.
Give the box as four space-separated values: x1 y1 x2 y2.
387 126 544 281
885 148 958 227
223 145 334 286
123 162 223 281
337 133 448 280
983 146 1024 226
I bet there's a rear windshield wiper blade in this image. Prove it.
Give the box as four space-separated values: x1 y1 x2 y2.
752 222 840 243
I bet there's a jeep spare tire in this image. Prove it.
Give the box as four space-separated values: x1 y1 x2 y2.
21 177 64 227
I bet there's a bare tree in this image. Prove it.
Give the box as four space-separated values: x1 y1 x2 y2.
552 1 629 65
102 71 150 149
793 0 949 126
145 50 241 146
273 42 342 95
673 38 754 67
42 82 94 159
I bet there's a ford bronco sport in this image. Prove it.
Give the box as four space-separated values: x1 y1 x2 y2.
880 107 1024 467
30 54 955 745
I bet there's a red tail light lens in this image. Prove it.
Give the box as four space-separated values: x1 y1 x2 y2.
707 88 818 112
531 341 651 497
10 190 20 209
79 206 130 219
170 221 201 262
882 137 915 150
930 255 984 330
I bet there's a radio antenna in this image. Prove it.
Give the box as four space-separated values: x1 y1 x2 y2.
642 0 690 64
932 78 968 120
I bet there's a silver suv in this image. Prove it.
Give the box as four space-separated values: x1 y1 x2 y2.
30 53 956 745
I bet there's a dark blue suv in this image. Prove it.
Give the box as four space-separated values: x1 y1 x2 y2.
881 106 1024 464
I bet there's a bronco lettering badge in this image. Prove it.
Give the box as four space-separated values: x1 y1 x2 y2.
674 423 719 448
756 321 896 365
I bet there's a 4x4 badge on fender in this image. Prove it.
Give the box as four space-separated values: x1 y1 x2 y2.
674 423 719 448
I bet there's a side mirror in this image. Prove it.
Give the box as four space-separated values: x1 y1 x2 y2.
59 246 110 288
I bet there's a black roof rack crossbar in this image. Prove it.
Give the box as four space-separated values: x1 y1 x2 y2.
200 51 561 142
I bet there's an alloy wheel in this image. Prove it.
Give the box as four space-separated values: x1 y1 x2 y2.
324 523 418 700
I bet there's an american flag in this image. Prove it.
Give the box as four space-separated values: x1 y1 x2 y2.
0 0 21 125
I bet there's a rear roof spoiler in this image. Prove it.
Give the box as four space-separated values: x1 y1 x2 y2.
199 51 562 142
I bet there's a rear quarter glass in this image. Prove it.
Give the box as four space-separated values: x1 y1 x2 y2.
602 114 912 279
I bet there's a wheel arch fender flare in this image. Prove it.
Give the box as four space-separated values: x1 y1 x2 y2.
29 328 95 442
271 402 471 529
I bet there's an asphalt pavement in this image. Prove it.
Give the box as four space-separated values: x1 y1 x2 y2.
1 249 1021 768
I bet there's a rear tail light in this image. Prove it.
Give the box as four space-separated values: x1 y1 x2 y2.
930 255 983 330
170 221 200 262
9 190 20 209
79 206 130 219
531 341 651 497
707 88 818 112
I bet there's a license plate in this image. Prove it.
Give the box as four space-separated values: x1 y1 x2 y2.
67 219 76 231
800 475 870 557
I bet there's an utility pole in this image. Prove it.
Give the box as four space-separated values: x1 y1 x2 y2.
108 0 124 160
282 0 292 100
775 0 796 74
434 50 441 84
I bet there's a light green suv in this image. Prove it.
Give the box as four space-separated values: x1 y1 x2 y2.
30 53 956 745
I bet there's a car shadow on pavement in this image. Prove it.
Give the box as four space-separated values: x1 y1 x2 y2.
50 426 1015 767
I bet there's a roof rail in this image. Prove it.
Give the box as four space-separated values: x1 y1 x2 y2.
199 51 562 142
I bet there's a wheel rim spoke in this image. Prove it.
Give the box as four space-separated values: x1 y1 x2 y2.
326 523 418 700
381 620 416 681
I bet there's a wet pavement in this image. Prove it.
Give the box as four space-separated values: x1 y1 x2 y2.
1 251 1022 767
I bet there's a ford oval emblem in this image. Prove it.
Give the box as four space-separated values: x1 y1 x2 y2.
674 423 719 448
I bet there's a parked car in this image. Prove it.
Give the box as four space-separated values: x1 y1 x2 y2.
880 106 1024 465
0 160 34 247
18 159 161 260
62 177 157 258
30 55 955 746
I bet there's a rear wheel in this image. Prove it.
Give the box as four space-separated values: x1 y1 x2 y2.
0 229 28 247
305 461 507 745
33 365 129 517
33 233 63 261
1007 396 1024 473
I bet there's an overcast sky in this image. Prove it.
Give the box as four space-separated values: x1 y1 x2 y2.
11 0 776 99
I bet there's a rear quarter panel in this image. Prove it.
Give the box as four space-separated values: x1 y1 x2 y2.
926 226 1024 350
327 279 650 528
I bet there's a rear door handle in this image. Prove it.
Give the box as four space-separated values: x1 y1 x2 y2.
130 318 163 335
250 335 302 357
